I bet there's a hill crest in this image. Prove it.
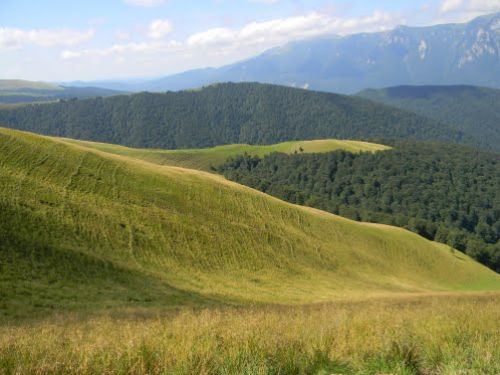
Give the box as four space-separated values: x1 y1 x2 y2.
1 127 498 319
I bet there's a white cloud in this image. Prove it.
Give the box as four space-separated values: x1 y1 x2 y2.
61 40 182 59
114 31 131 41
187 11 399 48
61 50 83 59
0 28 94 49
440 0 500 14
123 0 165 7
62 11 400 60
148 19 172 39
440 0 464 13
58 10 403 79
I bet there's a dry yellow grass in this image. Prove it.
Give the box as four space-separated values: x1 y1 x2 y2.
1 128 499 374
1 292 499 374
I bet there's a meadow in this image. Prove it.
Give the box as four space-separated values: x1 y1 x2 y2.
1 293 499 374
1 127 499 374
63 138 390 171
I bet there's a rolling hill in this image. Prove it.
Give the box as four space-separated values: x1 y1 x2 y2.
357 85 500 151
72 13 500 94
0 79 123 104
70 136 498 271
64 138 390 171
0 82 470 150
1 127 498 321
217 141 500 271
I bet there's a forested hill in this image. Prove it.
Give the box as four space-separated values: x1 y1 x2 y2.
217 141 500 272
0 82 468 150
357 85 500 151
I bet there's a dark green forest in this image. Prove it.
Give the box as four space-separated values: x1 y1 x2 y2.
217 142 500 271
357 85 500 151
0 83 469 150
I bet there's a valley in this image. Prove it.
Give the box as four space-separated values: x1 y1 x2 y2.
2 5 500 374
1 127 499 373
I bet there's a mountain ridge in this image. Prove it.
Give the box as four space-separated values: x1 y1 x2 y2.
63 12 500 94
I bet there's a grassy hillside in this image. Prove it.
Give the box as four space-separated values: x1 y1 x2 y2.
1 127 498 322
217 141 500 271
0 79 62 91
65 138 390 171
0 82 470 149
357 85 500 151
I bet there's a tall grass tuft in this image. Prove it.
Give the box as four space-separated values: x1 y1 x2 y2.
1 293 498 374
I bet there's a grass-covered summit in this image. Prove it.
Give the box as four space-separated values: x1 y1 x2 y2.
217 141 500 271
64 138 389 171
0 82 469 149
1 127 498 321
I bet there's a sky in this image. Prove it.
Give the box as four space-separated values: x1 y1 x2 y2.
1 0 499 82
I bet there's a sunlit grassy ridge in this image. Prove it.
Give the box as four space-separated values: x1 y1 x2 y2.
64 138 390 171
0 79 62 91
0 127 498 321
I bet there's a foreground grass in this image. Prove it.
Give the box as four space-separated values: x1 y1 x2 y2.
64 138 390 171
1 293 498 374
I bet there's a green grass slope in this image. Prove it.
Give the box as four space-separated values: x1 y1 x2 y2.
0 128 498 321
0 79 62 91
64 138 390 171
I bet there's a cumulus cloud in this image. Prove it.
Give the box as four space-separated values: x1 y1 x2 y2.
61 40 182 59
440 0 464 13
123 0 165 7
114 31 131 41
148 19 172 39
60 10 402 74
187 11 398 49
0 27 94 48
440 0 500 14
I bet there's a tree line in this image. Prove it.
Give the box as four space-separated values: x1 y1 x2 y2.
0 82 469 150
217 141 500 271
358 85 500 151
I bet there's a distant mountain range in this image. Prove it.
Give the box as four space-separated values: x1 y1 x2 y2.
0 79 123 104
66 12 500 94
358 85 500 151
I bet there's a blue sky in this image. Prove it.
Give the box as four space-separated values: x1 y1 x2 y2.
1 0 499 81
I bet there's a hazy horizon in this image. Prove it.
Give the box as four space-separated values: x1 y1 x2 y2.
2 0 500 82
